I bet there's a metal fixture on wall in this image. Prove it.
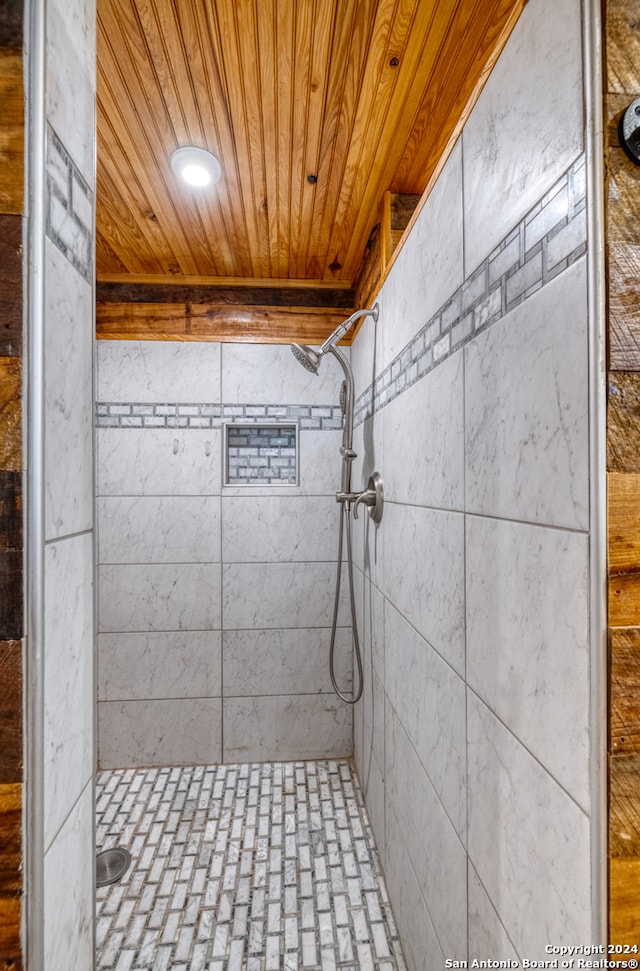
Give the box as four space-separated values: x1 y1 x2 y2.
619 98 640 166
291 305 383 705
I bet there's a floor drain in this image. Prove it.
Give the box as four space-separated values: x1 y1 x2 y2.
96 847 131 888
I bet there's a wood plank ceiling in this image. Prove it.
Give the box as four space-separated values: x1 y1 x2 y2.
96 0 526 342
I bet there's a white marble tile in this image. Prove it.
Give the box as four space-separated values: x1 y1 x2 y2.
464 260 589 529
46 0 95 184
351 417 385 590
468 864 519 963
385 603 466 839
98 563 221 632
462 0 583 272
221 495 340 563
385 707 467 957
379 141 464 369
383 502 465 675
44 534 94 851
467 694 591 959
383 350 464 509
221 343 345 405
355 748 385 863
350 301 383 405
98 496 221 564
97 428 221 496
98 698 222 768
98 340 221 403
467 516 590 808
384 803 445 971
44 241 93 539
222 562 350 629
222 430 345 498
223 695 352 762
44 783 94 971
98 630 222 700
222 628 351 696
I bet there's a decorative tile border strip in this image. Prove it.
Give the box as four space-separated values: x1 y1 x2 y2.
96 402 344 431
354 154 587 427
46 125 93 282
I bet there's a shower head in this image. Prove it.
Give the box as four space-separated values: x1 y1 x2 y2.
290 303 379 374
291 343 322 374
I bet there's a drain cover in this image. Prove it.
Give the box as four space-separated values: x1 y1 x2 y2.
96 847 131 888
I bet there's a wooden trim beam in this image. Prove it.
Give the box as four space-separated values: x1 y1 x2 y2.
97 282 355 309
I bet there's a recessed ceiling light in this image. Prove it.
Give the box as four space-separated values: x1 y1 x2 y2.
170 146 221 187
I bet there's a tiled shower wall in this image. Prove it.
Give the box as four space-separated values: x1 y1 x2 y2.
351 0 598 965
96 342 354 768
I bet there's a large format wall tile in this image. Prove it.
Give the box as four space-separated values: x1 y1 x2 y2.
98 563 221 632
385 707 467 957
98 496 221 564
385 604 466 839
223 694 352 761
97 428 221 496
468 864 520 963
222 562 349 630
465 261 588 529
222 627 351 696
467 516 590 807
462 0 583 272
383 350 464 510
98 340 221 404
383 503 465 675
98 698 222 768
44 241 93 539
221 343 343 405
467 694 591 958
380 141 464 369
43 534 93 851
44 783 94 971
98 631 222 701
222 495 339 563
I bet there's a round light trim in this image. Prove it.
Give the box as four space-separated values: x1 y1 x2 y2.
171 146 221 187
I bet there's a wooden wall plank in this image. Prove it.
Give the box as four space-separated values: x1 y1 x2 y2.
0 359 20 472
611 630 640 755
97 282 354 309
608 372 640 473
0 53 23 215
96 301 351 344
0 643 22 785
0 215 21 357
610 856 640 941
0 783 21 966
608 472 640 574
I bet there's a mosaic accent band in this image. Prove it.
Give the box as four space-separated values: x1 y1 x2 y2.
96 402 344 431
354 153 587 427
46 125 93 282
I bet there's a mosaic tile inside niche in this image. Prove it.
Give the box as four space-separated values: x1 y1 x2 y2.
96 760 407 971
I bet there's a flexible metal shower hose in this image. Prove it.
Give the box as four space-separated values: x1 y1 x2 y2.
329 501 364 704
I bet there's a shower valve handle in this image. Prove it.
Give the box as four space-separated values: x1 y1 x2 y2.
352 472 384 524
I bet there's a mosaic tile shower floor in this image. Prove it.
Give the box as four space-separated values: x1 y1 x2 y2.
96 760 407 971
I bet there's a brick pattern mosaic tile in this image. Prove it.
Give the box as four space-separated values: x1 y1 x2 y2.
46 125 93 282
96 760 407 971
96 403 344 432
353 153 587 427
226 425 297 485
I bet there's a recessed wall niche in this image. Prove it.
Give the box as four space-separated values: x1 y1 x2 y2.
224 422 298 486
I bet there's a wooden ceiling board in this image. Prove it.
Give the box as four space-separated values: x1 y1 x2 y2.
96 0 527 301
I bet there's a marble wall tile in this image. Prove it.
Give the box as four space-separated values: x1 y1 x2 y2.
98 496 221 564
98 631 222 701
355 747 385 863
462 0 583 272
98 340 221 404
379 141 464 369
383 502 465 676
44 241 93 540
349 302 383 407
385 706 467 957
222 561 349 630
351 416 385 590
468 864 519 963
98 563 221 632
221 495 339 563
99 698 222 768
221 343 343 405
467 694 591 958
97 428 221 496
385 603 466 839
382 350 464 510
466 515 590 808
44 783 94 971
384 803 445 971
222 627 351 696
43 534 93 852
223 694 352 762
464 260 589 530
46 0 95 184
